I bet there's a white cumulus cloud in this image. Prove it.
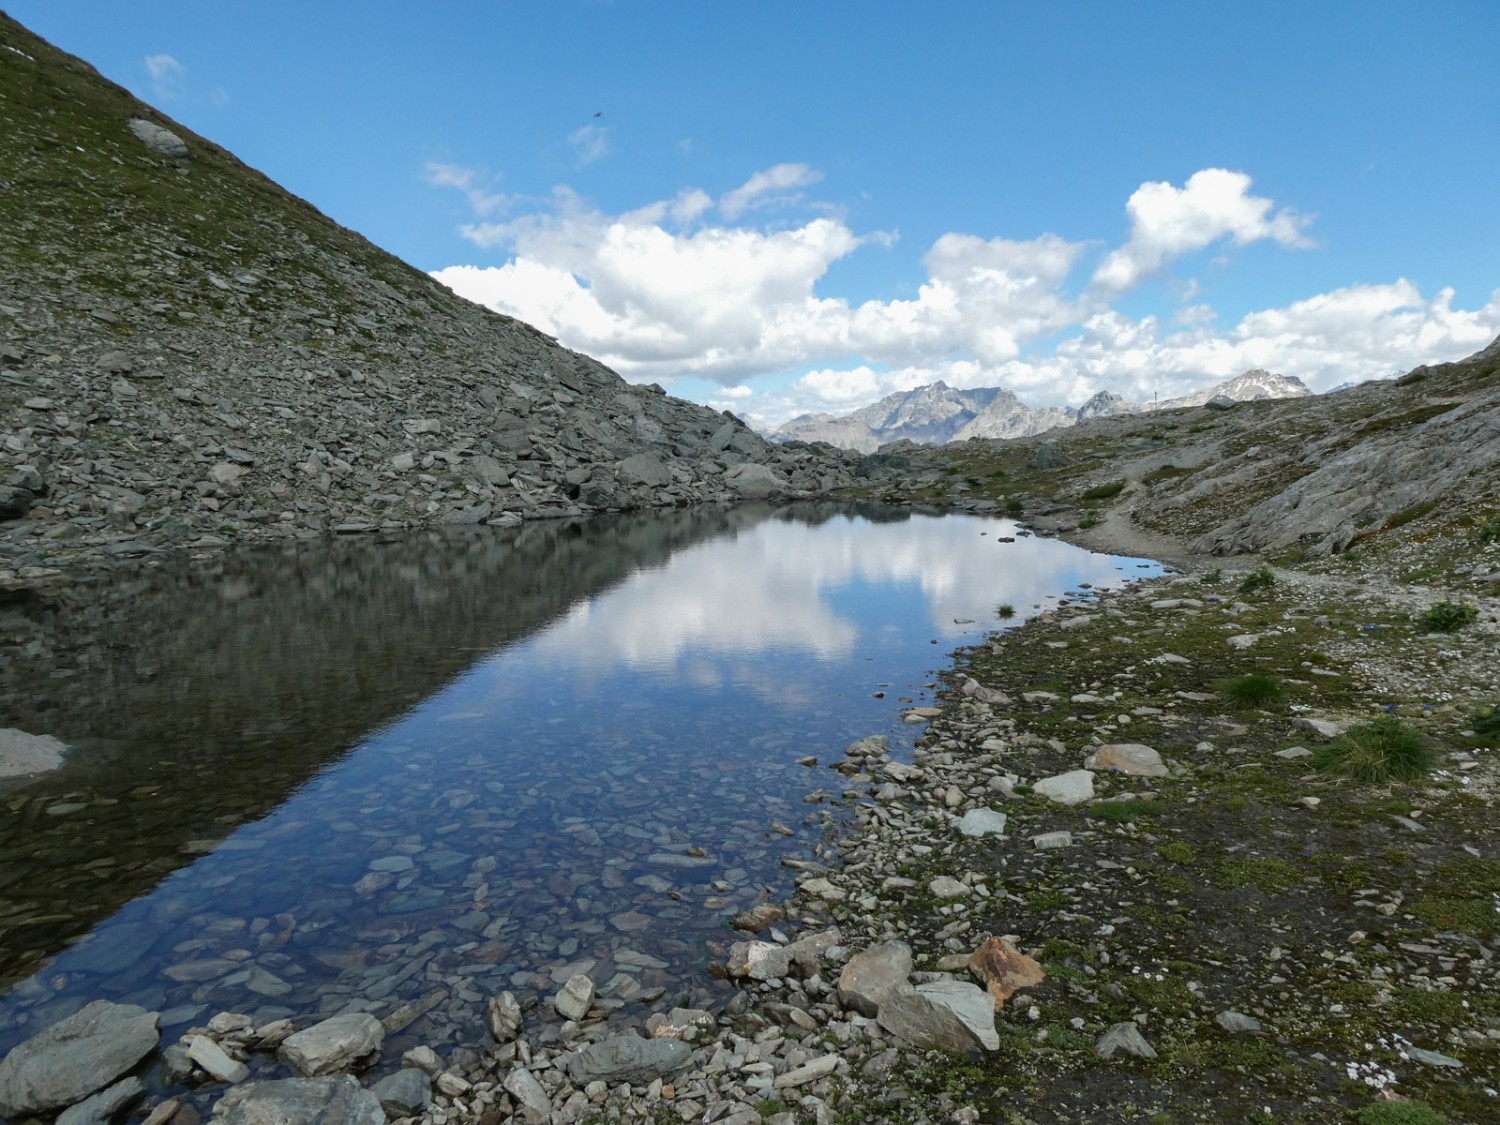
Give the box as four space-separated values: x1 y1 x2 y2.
1091 168 1313 292
426 161 1499 427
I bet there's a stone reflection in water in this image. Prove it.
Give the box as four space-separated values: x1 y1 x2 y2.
0 504 787 989
0 504 1160 1078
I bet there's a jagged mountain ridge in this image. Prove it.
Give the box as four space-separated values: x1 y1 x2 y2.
769 369 1311 452
0 14 856 578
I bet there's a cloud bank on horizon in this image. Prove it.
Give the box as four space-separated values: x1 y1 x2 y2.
429 163 1500 428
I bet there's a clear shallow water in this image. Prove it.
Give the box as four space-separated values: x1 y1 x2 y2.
0 503 1159 1071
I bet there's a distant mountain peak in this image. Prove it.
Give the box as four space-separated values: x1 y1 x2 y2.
766 368 1311 451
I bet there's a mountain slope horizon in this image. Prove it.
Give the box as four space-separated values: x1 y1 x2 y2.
0 13 855 579
767 369 1313 452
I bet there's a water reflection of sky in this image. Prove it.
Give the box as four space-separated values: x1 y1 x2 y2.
0 508 1162 1076
504 512 1151 686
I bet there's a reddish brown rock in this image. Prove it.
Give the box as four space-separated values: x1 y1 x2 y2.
969 936 1045 1011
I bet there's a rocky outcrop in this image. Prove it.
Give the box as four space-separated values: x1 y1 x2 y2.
0 14 858 581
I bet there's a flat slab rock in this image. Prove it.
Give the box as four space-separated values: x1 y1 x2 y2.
0 1000 160 1117
565 1035 692 1085
1031 769 1095 806
210 1076 384 1125
1083 743 1167 777
277 1013 384 1077
877 980 999 1052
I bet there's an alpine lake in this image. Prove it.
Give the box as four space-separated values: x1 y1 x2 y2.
0 502 1161 1086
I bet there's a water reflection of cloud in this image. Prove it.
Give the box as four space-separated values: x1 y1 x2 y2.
489 513 1156 688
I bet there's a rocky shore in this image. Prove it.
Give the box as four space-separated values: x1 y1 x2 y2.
3 537 1495 1125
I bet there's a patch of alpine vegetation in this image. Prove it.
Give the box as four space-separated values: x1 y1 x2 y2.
737 567 1498 1123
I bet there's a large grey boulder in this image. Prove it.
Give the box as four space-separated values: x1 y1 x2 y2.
877 981 999 1052
210 1076 385 1124
723 462 783 497
836 941 913 1018
617 452 673 487
0 1000 160 1117
278 1013 384 1077
565 1035 691 1085
126 117 190 159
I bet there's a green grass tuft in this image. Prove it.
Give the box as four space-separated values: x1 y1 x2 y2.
1357 1101 1446 1125
996 603 1016 619
1238 564 1276 593
1079 480 1126 501
1311 717 1435 783
1219 673 1287 709
1418 600 1477 633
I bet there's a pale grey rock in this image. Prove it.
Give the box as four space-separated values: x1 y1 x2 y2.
0 1000 159 1117
1292 717 1346 738
369 1068 430 1116
1096 1022 1157 1059
1215 1010 1264 1034
772 1054 840 1088
554 974 595 1021
210 1076 384 1124
277 1013 383 1077
1031 830 1074 849
836 941 913 1018
565 1035 692 1085
1407 1046 1463 1068
400 1046 443 1074
956 808 1008 837
127 117 189 159
928 875 969 899
1084 743 1168 777
1032 769 1095 805
0 727 67 779
486 992 522 1042
187 1034 249 1083
727 940 791 982
502 1067 551 1118
1275 746 1312 760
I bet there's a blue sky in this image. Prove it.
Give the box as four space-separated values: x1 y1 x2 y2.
11 1 1499 425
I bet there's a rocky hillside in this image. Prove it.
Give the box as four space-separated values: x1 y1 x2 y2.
769 369 1310 451
845 336 1500 572
0 14 858 582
